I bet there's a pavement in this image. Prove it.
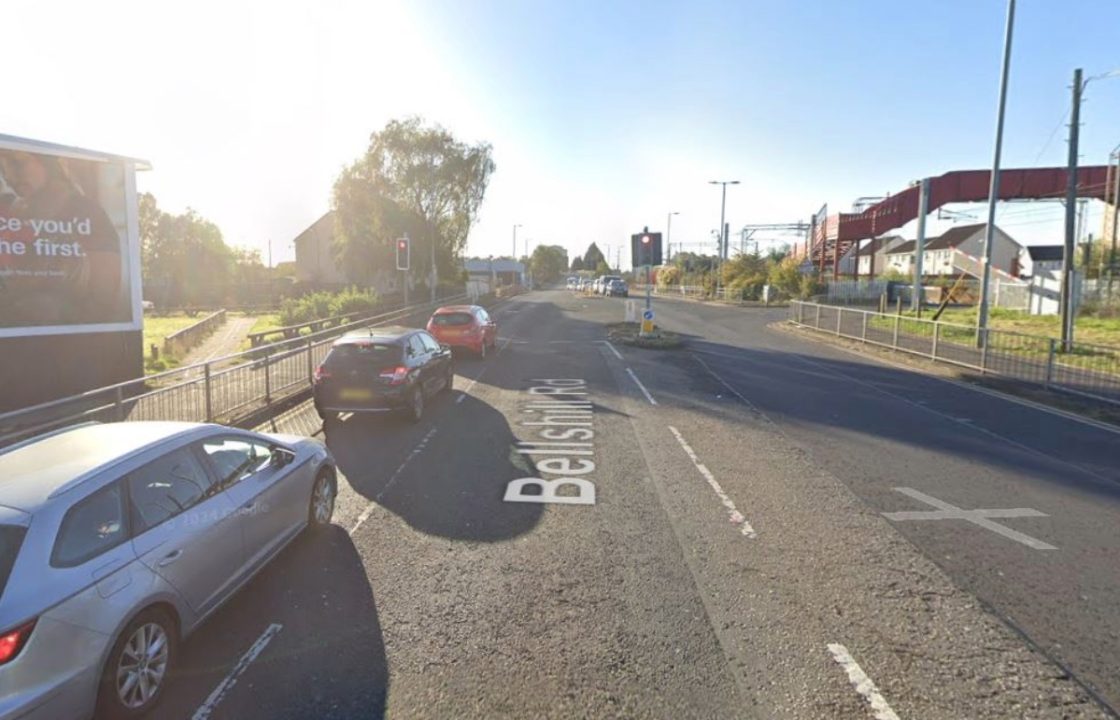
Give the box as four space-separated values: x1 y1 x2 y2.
141 290 1120 720
179 314 259 366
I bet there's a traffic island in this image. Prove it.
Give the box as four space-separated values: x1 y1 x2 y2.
606 322 683 349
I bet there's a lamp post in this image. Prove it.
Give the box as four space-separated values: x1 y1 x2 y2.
512 224 522 262
709 181 739 294
667 211 679 262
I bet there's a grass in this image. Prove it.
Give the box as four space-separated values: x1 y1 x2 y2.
922 307 1120 347
606 322 683 349
142 314 202 373
238 313 284 352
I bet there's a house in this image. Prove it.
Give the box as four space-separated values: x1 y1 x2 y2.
882 224 1023 279
293 212 347 285
919 223 1022 278
856 236 904 276
292 211 401 294
1024 245 1064 278
885 240 917 274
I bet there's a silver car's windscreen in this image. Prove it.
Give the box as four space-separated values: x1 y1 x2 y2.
0 525 26 600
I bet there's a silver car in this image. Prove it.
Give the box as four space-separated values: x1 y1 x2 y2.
0 421 337 720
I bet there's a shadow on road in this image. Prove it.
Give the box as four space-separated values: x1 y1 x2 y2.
151 526 388 720
324 392 544 542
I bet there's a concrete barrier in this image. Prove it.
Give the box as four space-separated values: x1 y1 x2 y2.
164 309 226 359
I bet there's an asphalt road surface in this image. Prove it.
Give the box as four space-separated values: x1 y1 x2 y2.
142 290 1120 720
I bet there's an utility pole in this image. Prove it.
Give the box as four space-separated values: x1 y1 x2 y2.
913 178 931 312
667 211 679 264
1110 147 1120 298
512 224 522 261
977 0 1015 347
1060 67 1082 352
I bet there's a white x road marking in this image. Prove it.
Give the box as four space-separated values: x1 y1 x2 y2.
883 487 1057 551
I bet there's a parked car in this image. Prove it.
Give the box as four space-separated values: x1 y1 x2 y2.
565 276 579 290
607 278 629 297
426 305 498 358
312 326 454 422
598 275 622 295
0 421 336 720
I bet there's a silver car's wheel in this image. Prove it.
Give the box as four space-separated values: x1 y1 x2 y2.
310 471 335 527
100 608 176 719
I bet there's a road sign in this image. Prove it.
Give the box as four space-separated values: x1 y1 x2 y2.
640 309 655 336
642 309 654 321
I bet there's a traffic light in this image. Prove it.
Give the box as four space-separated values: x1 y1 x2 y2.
395 237 410 271
630 228 663 267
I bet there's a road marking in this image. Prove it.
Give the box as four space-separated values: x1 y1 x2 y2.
601 340 623 360
883 487 1057 550
625 368 658 405
692 353 752 406
506 379 597 505
191 623 283 720
456 338 512 404
347 427 439 534
826 644 900 720
669 426 756 538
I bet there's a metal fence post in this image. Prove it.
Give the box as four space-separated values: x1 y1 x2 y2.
1044 338 1056 388
892 314 900 348
307 338 314 385
861 312 868 343
836 308 843 336
980 329 989 374
115 386 125 422
814 304 822 329
264 350 272 407
204 364 213 422
932 322 940 359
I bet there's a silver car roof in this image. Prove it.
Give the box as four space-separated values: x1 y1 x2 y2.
0 422 215 512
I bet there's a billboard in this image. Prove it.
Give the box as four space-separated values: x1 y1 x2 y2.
0 141 141 336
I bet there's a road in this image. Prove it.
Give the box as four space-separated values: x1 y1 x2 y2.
143 290 1119 720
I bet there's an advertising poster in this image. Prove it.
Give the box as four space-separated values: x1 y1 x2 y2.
0 146 136 332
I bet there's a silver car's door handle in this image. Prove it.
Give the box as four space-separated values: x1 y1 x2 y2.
158 550 183 567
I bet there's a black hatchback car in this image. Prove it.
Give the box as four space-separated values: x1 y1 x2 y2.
312 326 454 422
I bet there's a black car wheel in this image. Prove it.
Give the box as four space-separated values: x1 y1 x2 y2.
406 387 424 423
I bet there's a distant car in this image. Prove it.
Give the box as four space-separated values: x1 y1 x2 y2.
565 277 579 290
598 275 622 295
312 326 454 422
426 305 498 358
0 421 336 720
607 279 629 297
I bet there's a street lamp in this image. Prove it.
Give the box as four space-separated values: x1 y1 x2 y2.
709 181 739 295
512 224 522 260
667 211 679 261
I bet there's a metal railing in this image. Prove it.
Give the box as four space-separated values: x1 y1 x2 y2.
0 294 467 448
789 301 1120 407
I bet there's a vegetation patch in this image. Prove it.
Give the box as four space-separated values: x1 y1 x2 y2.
606 321 683 349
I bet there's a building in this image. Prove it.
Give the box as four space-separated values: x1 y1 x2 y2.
882 224 1023 279
463 258 526 288
291 211 402 294
855 236 904 276
885 240 917 274
1024 245 1064 278
293 212 347 284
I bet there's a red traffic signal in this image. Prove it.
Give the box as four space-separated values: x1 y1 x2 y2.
642 235 651 245
395 237 410 271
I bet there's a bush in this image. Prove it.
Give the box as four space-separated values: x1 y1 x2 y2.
798 275 825 299
329 286 379 317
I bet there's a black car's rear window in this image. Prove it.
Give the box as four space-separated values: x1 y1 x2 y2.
0 525 28 599
325 343 402 367
430 313 474 326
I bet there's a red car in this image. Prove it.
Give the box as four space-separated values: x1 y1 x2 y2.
426 305 498 358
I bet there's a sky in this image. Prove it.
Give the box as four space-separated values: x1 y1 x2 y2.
5 0 1120 270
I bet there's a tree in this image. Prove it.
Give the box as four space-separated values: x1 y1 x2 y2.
595 260 612 276
140 193 236 306
583 242 606 271
529 245 569 285
570 256 585 272
332 117 495 295
721 253 769 299
767 256 803 298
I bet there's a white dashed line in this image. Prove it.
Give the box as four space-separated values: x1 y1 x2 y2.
625 368 658 405
827 644 901 720
347 427 439 534
668 426 756 538
192 623 283 720
601 340 623 360
692 353 752 405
